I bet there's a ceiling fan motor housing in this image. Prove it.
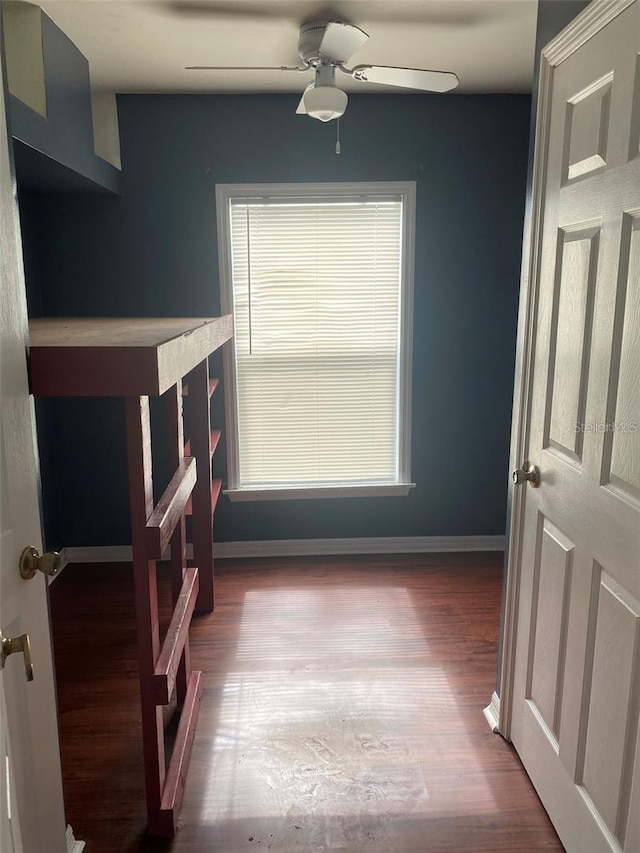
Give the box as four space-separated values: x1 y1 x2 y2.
297 21 333 65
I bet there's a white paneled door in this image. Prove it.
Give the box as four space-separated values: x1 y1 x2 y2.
0 33 67 853
506 2 640 852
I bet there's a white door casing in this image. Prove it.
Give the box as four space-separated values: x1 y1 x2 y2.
0 29 67 853
501 2 640 852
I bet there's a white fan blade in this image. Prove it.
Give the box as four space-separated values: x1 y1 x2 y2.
319 22 369 64
185 65 305 71
351 65 459 93
296 83 314 114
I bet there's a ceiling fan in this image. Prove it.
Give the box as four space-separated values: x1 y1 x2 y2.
186 20 459 122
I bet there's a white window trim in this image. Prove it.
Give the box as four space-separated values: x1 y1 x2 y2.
216 181 416 502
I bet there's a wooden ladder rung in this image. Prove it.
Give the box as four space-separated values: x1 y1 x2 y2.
153 567 199 705
155 669 203 837
184 429 220 461
185 477 222 517
182 378 219 398
145 458 197 559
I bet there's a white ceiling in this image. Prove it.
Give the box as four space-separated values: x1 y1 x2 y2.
35 0 539 96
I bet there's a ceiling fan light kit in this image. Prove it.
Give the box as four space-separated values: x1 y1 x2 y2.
303 84 348 122
299 62 347 122
187 20 460 124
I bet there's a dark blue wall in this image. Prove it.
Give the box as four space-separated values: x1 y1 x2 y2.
23 93 530 548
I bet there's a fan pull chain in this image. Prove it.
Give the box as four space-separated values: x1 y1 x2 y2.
336 118 341 155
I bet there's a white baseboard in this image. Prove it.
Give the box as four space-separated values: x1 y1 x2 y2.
60 535 504 567
483 691 501 733
66 825 85 853
215 535 504 558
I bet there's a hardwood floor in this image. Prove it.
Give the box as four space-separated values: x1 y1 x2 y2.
49 553 564 852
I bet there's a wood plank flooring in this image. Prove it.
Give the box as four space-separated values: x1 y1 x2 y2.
49 553 564 852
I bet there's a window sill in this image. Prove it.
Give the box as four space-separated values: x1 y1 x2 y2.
224 483 416 502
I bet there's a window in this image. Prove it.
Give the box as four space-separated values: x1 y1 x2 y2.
216 182 415 501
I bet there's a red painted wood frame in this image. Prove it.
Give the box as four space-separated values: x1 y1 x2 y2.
124 363 220 836
28 317 232 837
184 359 218 612
29 315 233 837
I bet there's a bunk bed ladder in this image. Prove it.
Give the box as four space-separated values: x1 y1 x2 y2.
124 359 221 836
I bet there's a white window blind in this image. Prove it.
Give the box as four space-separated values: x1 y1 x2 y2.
217 183 415 499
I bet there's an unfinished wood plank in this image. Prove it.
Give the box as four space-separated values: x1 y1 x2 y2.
153 567 199 706
145 457 196 560
30 317 223 348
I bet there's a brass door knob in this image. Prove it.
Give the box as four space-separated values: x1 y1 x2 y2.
512 463 539 488
0 630 33 681
19 546 60 580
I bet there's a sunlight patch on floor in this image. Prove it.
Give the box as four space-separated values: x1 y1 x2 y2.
198 586 497 834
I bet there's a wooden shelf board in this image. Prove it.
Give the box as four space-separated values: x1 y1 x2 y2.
182 378 219 398
184 429 220 461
